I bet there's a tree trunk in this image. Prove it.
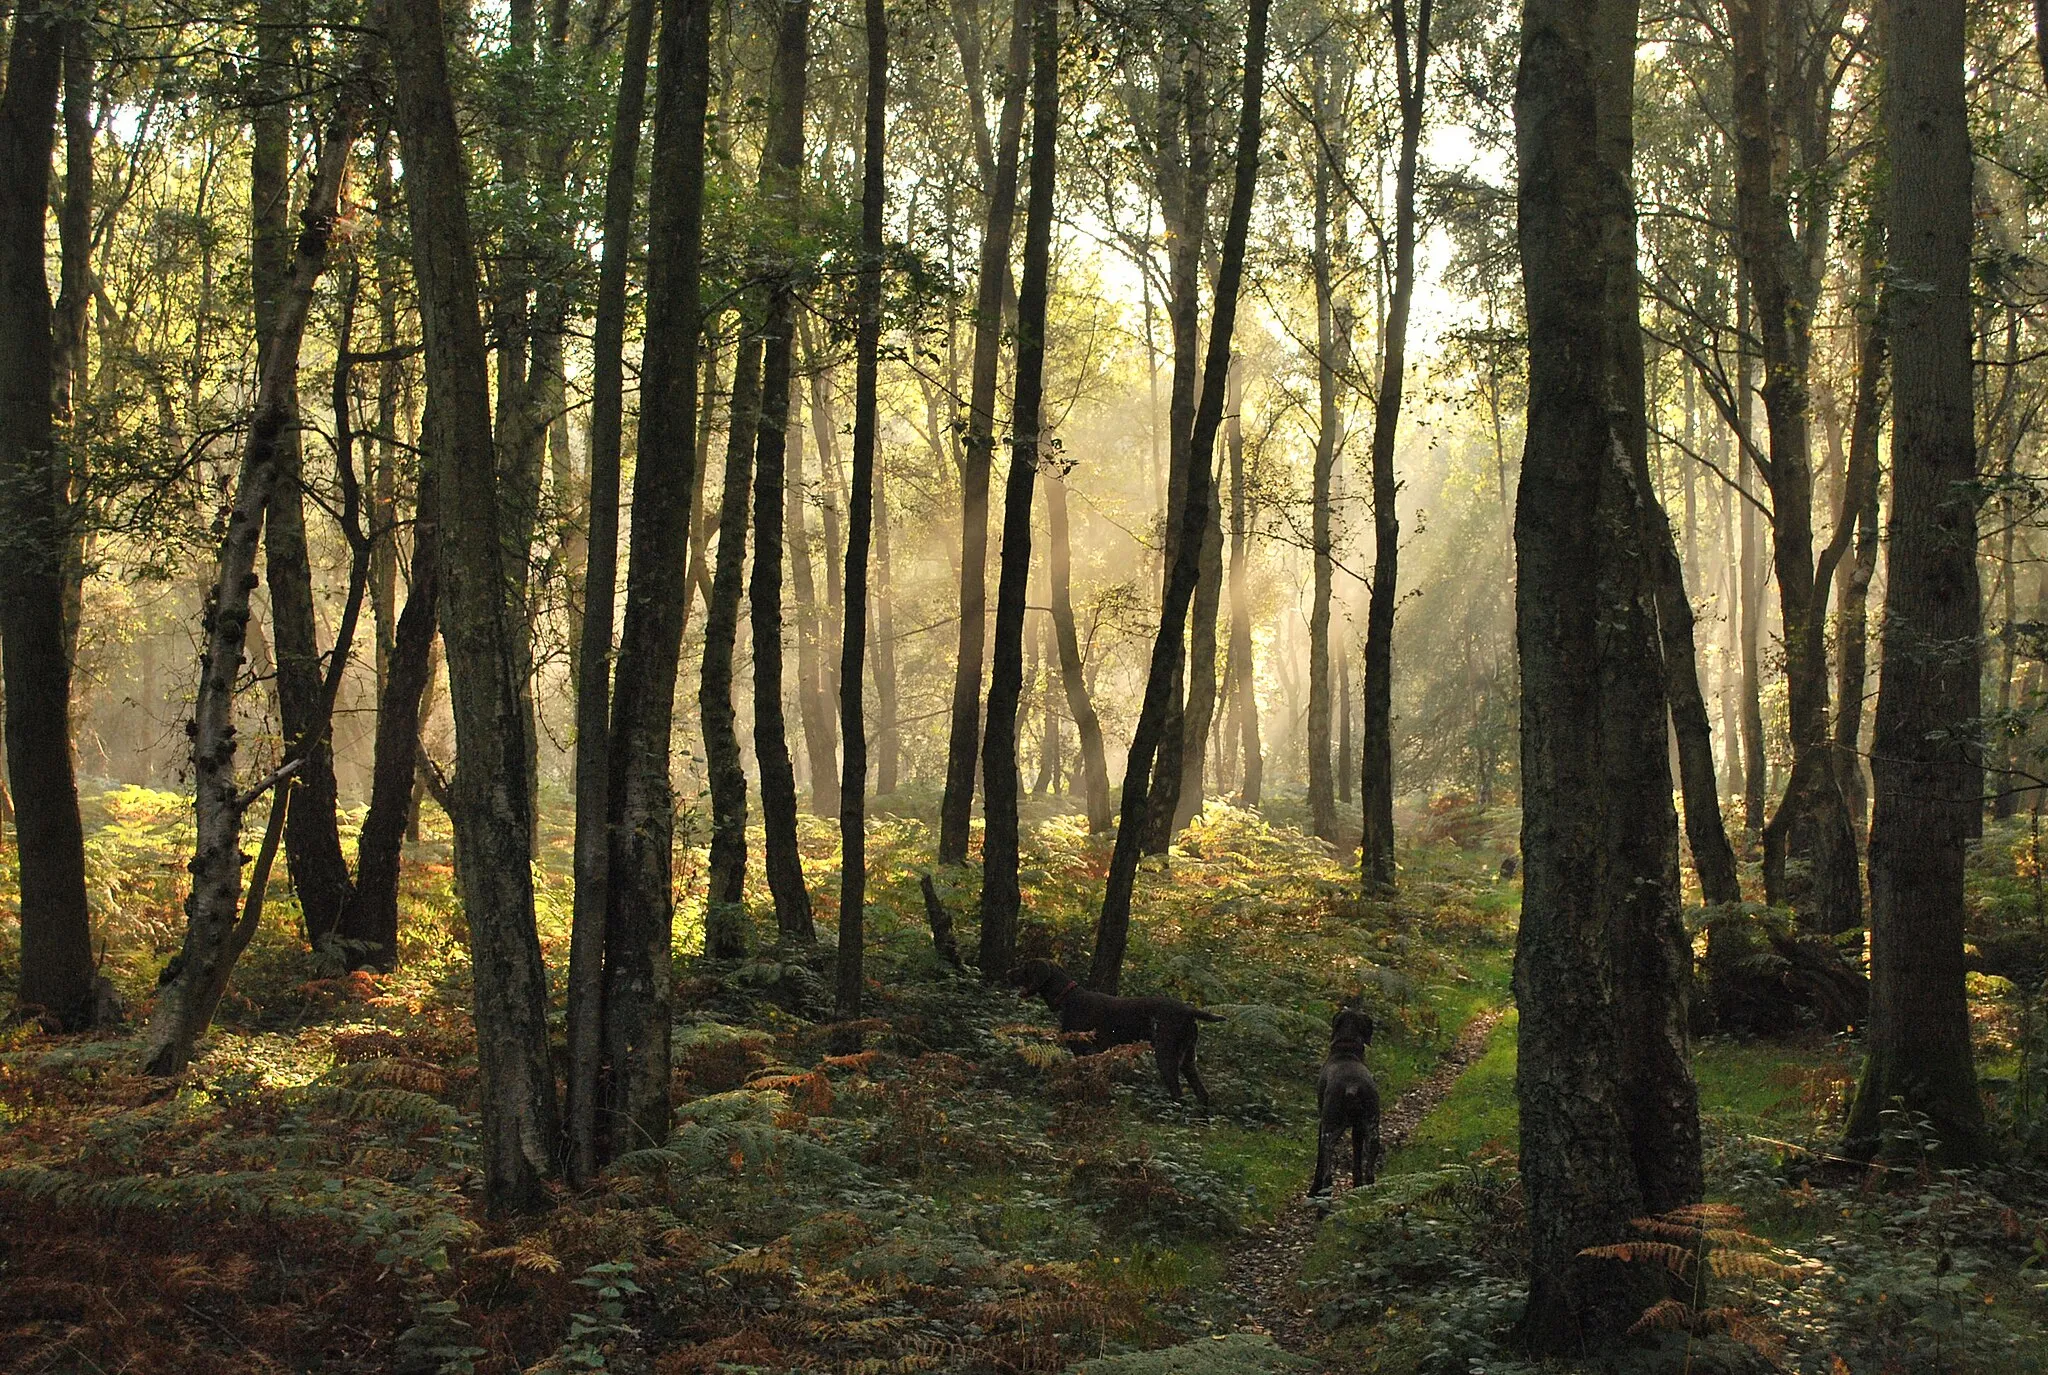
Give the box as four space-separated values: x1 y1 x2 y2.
142 79 365 1076
874 467 900 794
52 22 89 670
1306 47 1344 842
938 0 1031 864
388 0 559 1210
1845 0 1987 1164
252 6 357 951
1649 497 1741 906
1511 0 1701 1347
1092 0 1268 992
747 0 815 948
563 0 653 1185
979 0 1055 979
1359 0 1428 895
1047 469 1111 831
789 374 840 814
1731 0 1860 935
1736 292 1768 835
1835 237 1884 833
700 328 765 940
342 462 439 974
1139 42 1213 854
1 0 96 1032
1172 466 1224 833
837 0 885 1030
1227 360 1261 805
600 0 713 1155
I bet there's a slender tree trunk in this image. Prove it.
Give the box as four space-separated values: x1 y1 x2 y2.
789 375 841 814
1227 361 1261 805
1835 237 1885 835
1736 308 1768 835
1649 497 1741 906
1047 469 1111 830
1173 465 1224 832
143 79 365 1076
1731 0 1859 934
563 0 653 1185
938 0 1031 864
343 463 439 974
252 5 356 950
837 0 886 1031
1306 47 1344 841
700 330 764 937
874 466 900 794
1140 43 1213 853
52 22 89 670
1337 639 1353 805
1092 0 1268 992
979 0 1055 978
1846 0 1987 1163
1512 0 1700 1346
1359 0 1428 895
600 0 713 1155
1 0 96 1032
388 0 559 1210
747 0 815 947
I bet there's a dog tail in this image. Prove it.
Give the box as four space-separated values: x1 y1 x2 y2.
1193 1009 1227 1022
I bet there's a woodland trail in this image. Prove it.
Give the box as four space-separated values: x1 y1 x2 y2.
1220 1006 1511 1369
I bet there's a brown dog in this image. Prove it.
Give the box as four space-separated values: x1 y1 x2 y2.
1310 1007 1383 1195
1008 958 1223 1105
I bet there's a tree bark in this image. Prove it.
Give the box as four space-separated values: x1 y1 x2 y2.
938 0 1031 864
563 0 653 1185
1359 0 1429 895
142 75 365 1076
1227 360 1261 805
1 0 96 1032
1730 0 1860 934
599 0 714 1158
1306 44 1345 842
388 0 559 1210
1648 496 1742 906
979 0 1055 979
747 0 815 947
1092 0 1268 992
252 5 356 951
1845 0 1987 1164
789 373 840 815
1511 0 1701 1347
837 0 886 1030
1047 468 1111 830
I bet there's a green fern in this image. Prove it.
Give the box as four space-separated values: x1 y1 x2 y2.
1070 1334 1317 1373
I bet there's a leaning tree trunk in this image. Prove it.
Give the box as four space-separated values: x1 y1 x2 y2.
937 0 1031 865
1092 0 1268 993
1047 469 1112 831
1359 0 1428 896
598 0 714 1160
747 0 816 948
1511 0 1701 1348
979 0 1056 979
1647 502 1742 907
1845 0 1988 1165
252 4 356 951
388 0 559 1211
563 0 653 1186
1834 234 1885 833
837 0 886 1029
1 0 97 1032
142 79 365 1076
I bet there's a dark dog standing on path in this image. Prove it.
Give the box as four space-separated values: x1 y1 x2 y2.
1310 1007 1383 1195
1008 959 1223 1105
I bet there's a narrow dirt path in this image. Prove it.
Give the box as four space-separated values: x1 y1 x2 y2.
1220 1006 1509 1368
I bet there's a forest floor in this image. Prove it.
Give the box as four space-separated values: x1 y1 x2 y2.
1 787 2046 1374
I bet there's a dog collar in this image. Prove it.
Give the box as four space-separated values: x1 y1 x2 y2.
1048 978 1078 1008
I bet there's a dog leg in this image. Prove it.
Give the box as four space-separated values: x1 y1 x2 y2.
1154 1040 1184 1100
1351 1121 1365 1188
1180 1045 1211 1107
1310 1127 1333 1196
